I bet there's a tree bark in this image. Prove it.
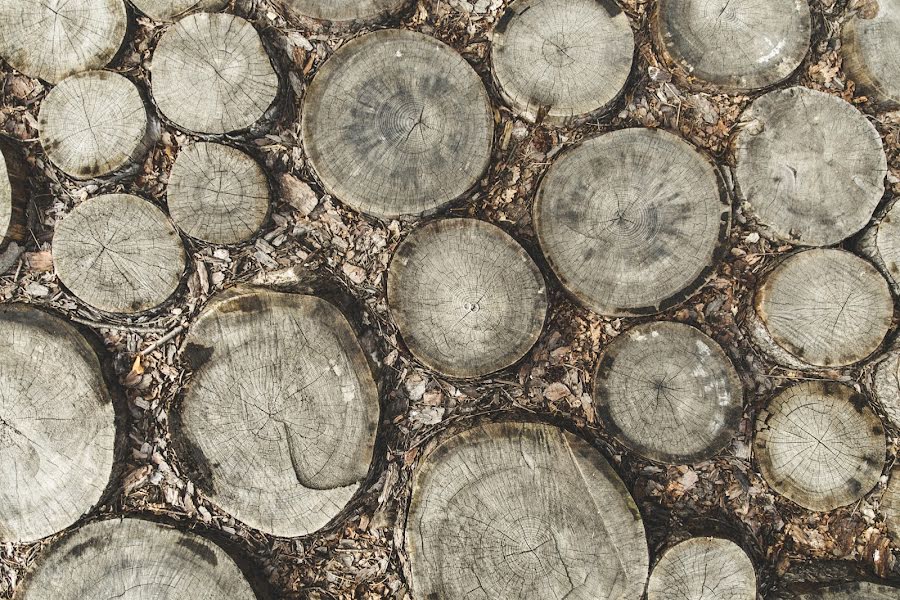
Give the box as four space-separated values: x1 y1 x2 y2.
646 537 757 600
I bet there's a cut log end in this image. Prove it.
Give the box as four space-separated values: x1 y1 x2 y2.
754 381 885 512
647 537 757 600
52 194 187 314
151 12 279 134
387 218 547 379
858 196 900 294
871 349 900 430
796 582 900 599
491 0 635 124
593 321 742 464
129 0 229 21
276 0 411 28
0 139 27 251
301 29 493 219
843 0 900 111
177 287 380 537
406 421 649 600
0 305 115 543
734 86 887 247
535 127 730 316
882 467 900 543
653 0 811 91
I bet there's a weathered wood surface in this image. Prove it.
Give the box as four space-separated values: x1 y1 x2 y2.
733 86 887 246
406 421 649 600
491 0 635 124
755 381 885 512
843 0 900 111
167 142 269 244
177 287 380 537
277 0 411 26
534 127 729 316
0 304 115 543
301 29 493 219
593 321 742 464
0 0 127 83
13 518 257 599
882 467 900 542
129 0 228 21
859 197 900 294
0 139 26 251
749 249 892 368
653 0 811 91
870 348 900 430
796 582 900 599
387 218 547 379
38 71 150 179
646 537 757 600
53 194 187 314
151 12 279 134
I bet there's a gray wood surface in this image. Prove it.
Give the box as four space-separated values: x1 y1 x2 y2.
129 0 228 21
278 0 410 25
647 537 757 600
843 0 900 111
0 139 26 251
871 348 900 430
858 197 900 295
882 467 900 542
796 582 900 599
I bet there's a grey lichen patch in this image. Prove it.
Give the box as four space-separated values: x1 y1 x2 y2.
0 304 115 543
491 0 635 124
647 537 757 600
0 0 127 84
52 194 187 314
277 0 411 25
754 381 885 512
301 29 493 219
733 86 887 246
129 0 228 21
406 422 649 600
177 287 380 537
843 0 900 110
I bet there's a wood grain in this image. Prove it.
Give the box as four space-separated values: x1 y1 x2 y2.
647 537 757 600
843 0 900 111
129 0 228 21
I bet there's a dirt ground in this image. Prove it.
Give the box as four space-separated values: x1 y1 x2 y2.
1 0 899 598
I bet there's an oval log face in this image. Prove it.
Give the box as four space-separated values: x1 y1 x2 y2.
278 0 411 24
843 0 900 110
647 537 757 600
129 0 228 21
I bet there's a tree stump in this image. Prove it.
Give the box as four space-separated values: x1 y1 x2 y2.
38 71 150 180
0 139 27 252
733 86 887 246
167 142 269 244
490 0 635 124
0 304 115 543
871 349 900 429
406 421 649 600
858 197 900 294
652 0 811 92
0 0 127 84
534 127 730 316
386 218 547 379
754 381 885 512
275 0 411 28
593 321 742 464
129 0 228 21
151 12 279 134
301 29 494 220
881 468 900 542
748 249 892 368
796 582 900 599
176 287 380 537
843 0 900 111
646 537 757 600
53 194 187 314
15 518 257 598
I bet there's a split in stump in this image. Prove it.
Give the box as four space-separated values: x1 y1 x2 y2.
749 248 892 368
843 0 900 111
406 421 649 600
15 518 257 599
733 86 887 246
276 0 411 28
653 0 811 91
38 71 150 180
858 196 900 294
0 0 127 84
534 127 730 316
0 139 27 251
53 194 187 314
754 381 885 512
130 0 229 21
796 582 900 599
151 12 279 134
177 287 380 537
870 348 900 430
167 142 269 244
491 0 635 124
593 321 742 464
302 29 493 219
386 218 547 379
646 537 757 600
882 467 900 542
0 304 115 543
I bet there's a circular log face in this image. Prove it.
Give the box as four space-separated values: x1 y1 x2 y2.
593 321 742 464
280 0 410 23
872 349 900 429
179 288 380 537
796 582 900 599
491 0 635 124
151 13 279 134
862 198 900 292
754 381 885 512
647 537 757 600
387 218 547 379
0 305 114 543
406 422 649 600
53 194 187 314
754 249 892 367
0 0 127 84
38 71 149 180
129 0 229 21
167 142 269 244
15 518 256 599
734 86 887 246
534 127 730 316
843 0 900 110
301 29 494 219
654 0 811 91
883 468 900 541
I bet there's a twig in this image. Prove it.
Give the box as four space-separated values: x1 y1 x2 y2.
140 325 186 356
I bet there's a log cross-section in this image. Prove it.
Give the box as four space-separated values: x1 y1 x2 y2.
129 0 228 21
0 139 27 252
647 537 757 600
843 0 900 111
276 0 412 27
